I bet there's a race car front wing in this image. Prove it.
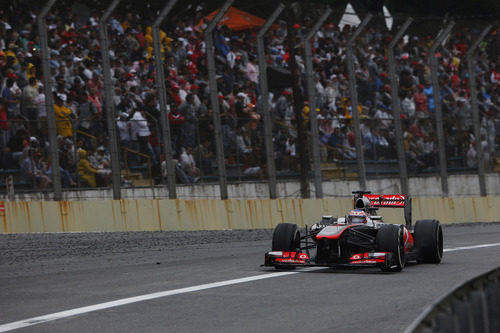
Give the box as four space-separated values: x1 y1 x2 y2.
264 251 398 269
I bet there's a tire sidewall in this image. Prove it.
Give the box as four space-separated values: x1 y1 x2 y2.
414 219 443 264
377 224 405 272
272 223 300 252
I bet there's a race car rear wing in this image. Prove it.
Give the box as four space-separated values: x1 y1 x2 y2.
363 194 406 207
353 191 412 228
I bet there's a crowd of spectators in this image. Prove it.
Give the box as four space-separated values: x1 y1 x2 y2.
0 2 498 189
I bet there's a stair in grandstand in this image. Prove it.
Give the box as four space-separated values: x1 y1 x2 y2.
494 157 500 172
129 178 153 186
320 162 345 180
121 168 147 187
0 168 34 191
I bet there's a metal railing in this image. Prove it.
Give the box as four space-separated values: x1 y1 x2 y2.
121 147 152 186
406 266 500 333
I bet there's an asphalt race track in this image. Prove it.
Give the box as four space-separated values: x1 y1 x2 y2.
1 223 500 333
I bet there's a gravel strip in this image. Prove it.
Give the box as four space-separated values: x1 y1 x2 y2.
0 230 274 277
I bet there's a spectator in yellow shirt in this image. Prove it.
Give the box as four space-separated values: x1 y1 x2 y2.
77 148 99 187
53 94 73 138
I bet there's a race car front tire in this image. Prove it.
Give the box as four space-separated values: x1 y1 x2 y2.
376 224 405 272
414 219 443 264
272 223 301 252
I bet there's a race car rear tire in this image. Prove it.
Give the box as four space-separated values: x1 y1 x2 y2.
414 219 443 264
376 224 405 272
272 223 301 252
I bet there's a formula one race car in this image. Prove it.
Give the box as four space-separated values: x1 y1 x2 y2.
264 191 443 272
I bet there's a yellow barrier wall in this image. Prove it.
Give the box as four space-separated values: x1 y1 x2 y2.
1 196 499 233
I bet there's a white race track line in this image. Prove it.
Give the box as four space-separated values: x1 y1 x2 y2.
444 242 500 252
2 243 500 332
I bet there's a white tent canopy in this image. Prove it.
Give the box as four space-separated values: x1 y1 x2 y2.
338 3 394 31
383 6 393 31
338 3 360 31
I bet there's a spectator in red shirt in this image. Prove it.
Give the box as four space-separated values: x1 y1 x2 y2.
168 103 185 156
414 84 428 118
0 100 9 149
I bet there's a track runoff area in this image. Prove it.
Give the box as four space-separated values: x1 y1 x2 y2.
1 228 500 332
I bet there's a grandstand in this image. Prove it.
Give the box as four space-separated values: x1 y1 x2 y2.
0 1 498 199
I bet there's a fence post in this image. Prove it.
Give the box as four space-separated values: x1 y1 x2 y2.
346 14 372 190
388 17 413 195
37 0 62 200
304 8 333 199
6 175 13 200
429 21 455 197
152 0 178 199
205 0 233 200
256 3 284 199
99 0 122 200
467 25 492 197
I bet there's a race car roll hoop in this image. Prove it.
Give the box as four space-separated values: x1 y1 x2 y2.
352 190 413 229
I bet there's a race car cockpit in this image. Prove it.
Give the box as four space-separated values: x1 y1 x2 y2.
347 209 368 224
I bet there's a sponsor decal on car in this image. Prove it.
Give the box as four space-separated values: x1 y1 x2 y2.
350 259 383 265
276 258 307 264
267 251 309 264
349 252 387 261
348 252 387 264
364 194 406 207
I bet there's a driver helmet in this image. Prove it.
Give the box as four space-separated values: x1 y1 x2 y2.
348 209 368 224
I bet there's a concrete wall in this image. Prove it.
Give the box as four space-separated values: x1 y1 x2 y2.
1 174 499 233
2 196 499 233
3 173 499 201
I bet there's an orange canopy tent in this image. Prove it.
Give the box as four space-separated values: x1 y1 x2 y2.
200 7 271 31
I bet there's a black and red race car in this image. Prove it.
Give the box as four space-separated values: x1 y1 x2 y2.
264 191 443 272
